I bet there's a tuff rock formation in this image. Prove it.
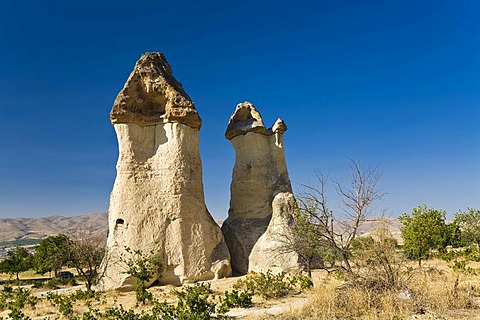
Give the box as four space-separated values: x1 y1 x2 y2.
221 102 302 274
96 53 231 291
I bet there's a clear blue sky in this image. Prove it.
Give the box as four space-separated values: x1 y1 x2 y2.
0 0 478 220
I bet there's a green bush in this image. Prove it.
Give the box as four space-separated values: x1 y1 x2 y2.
81 305 151 320
171 283 218 319
293 273 314 290
122 248 161 305
0 286 37 319
47 292 75 317
233 271 313 299
151 283 224 319
220 290 253 310
70 289 101 302
80 283 224 320
36 277 78 290
5 307 32 320
10 287 37 310
0 286 37 310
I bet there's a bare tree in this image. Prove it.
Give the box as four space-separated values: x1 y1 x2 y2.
68 230 106 291
292 159 385 274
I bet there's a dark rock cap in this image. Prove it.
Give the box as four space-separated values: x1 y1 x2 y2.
110 52 202 129
225 101 287 140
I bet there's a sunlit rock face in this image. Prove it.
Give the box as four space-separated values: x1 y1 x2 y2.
96 53 231 291
222 102 301 274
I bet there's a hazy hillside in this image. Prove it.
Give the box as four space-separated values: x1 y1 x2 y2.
0 213 402 244
0 212 108 243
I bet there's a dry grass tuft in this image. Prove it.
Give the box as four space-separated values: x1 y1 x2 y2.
273 261 480 320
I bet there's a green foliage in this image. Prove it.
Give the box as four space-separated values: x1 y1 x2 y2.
69 289 101 302
220 290 253 311
4 307 32 320
0 247 33 280
295 273 314 290
79 283 224 320
399 205 449 265
290 206 339 275
31 276 78 290
441 246 480 263
9 288 37 310
47 292 75 317
81 305 152 320
45 289 103 319
449 260 480 275
441 246 480 277
30 232 104 292
233 271 313 299
122 247 162 305
170 283 218 319
0 285 37 320
293 162 384 275
134 283 153 306
445 221 463 248
33 234 72 276
454 208 480 246
0 238 42 247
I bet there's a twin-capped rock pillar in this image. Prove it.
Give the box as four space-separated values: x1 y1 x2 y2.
221 102 302 274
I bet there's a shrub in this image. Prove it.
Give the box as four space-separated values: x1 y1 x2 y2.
350 223 406 291
0 286 37 320
220 290 253 310
5 307 32 320
281 264 480 320
172 283 218 319
80 283 223 320
122 248 161 305
233 271 313 299
0 286 37 311
82 305 151 320
47 292 75 318
70 289 101 302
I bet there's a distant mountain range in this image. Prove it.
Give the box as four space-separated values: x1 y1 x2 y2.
0 212 402 245
0 213 108 243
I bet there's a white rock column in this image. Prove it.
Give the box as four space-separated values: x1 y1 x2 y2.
96 53 231 290
222 102 301 274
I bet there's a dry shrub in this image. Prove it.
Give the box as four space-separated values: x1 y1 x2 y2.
278 265 479 320
272 283 408 320
407 267 478 314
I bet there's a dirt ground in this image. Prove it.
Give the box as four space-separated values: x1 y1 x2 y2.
1 263 480 319
0 270 328 319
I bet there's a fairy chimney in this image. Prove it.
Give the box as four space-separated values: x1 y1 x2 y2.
96 53 231 290
222 102 302 274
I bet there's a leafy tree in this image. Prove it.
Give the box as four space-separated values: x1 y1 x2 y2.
445 220 462 248
399 205 449 266
33 234 71 277
454 208 480 246
0 247 33 280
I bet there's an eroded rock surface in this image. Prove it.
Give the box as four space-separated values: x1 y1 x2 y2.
110 52 201 129
222 102 301 274
249 192 302 273
97 53 231 291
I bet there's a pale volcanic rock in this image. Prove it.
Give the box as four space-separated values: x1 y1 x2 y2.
249 192 302 273
221 102 301 274
97 53 231 291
